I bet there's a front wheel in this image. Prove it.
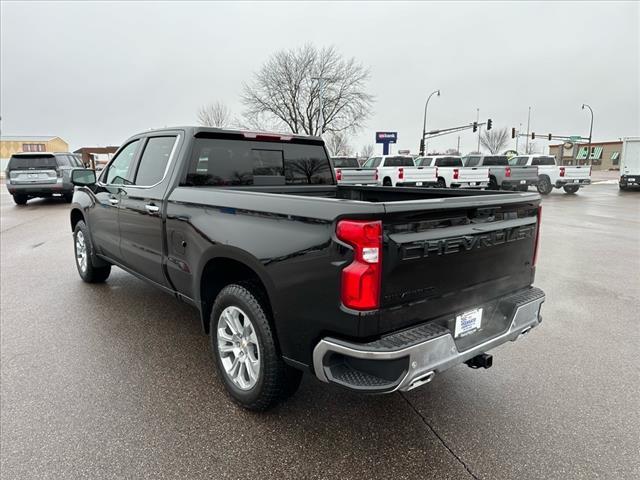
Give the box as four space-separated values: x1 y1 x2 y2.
73 221 111 283
211 283 302 411
537 176 553 195
563 185 579 194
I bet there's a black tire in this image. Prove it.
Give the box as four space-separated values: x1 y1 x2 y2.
619 183 627 191
487 176 499 190
537 176 553 195
436 177 447 188
13 194 28 205
63 193 74 203
563 185 579 194
73 220 111 283
383 177 392 186
210 283 302 411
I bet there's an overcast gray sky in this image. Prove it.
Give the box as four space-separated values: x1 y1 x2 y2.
1 1 638 154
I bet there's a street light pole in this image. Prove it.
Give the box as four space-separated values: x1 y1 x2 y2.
421 89 440 155
582 104 594 166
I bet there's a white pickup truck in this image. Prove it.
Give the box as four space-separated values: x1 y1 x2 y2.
360 155 438 187
415 156 489 188
509 155 591 194
332 157 378 186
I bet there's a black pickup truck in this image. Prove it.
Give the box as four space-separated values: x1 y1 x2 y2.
69 127 545 411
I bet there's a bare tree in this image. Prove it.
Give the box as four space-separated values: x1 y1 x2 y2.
242 44 374 135
198 101 231 128
526 141 538 154
445 148 460 155
480 128 510 154
325 132 353 156
360 144 374 159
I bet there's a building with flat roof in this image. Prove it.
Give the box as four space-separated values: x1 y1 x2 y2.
74 146 119 169
549 140 622 171
1 135 70 171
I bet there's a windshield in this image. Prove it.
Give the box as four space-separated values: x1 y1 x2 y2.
483 156 509 166
362 157 382 168
8 155 57 170
332 158 360 168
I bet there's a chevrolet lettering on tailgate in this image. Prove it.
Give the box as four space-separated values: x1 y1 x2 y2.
400 225 535 260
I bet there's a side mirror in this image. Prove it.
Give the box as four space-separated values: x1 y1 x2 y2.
71 168 96 186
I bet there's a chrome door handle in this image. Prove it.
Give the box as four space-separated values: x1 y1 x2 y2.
108 197 119 205
145 204 160 214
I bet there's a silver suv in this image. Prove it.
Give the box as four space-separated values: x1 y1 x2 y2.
5 152 83 205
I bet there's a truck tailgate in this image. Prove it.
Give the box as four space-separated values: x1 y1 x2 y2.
507 166 538 181
458 167 489 183
404 166 437 184
379 195 540 348
563 166 591 180
337 168 377 185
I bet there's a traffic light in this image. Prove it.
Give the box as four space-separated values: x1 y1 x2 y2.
472 122 478 133
548 133 552 141
511 127 516 138
531 132 536 140
419 138 425 155
487 119 492 130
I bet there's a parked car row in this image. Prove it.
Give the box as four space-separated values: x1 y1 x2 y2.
332 154 592 195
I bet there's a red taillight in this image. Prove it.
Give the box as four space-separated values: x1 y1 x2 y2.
336 220 382 310
533 206 542 267
242 132 292 141
335 168 342 181
398 167 404 180
375 169 379 181
453 168 459 180
505 167 511 177
559 167 565 177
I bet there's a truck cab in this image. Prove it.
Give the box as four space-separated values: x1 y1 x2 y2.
362 155 437 187
510 155 591 194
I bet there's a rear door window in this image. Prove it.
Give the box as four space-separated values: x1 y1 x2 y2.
134 136 177 186
416 157 432 166
56 155 71 167
362 157 382 168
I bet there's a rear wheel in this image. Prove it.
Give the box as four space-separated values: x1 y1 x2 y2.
383 177 392 186
13 194 28 205
211 283 302 411
563 185 579 194
537 176 553 195
487 176 499 190
73 221 111 283
63 193 73 203
436 177 447 188
619 183 627 191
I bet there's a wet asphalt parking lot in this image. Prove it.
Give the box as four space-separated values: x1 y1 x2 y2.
1 183 639 480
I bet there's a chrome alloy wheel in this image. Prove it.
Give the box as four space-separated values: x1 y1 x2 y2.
217 306 261 390
75 230 88 273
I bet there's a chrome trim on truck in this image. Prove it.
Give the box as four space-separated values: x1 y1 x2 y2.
313 291 545 392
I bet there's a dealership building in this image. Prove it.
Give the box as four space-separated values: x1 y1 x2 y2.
548 140 622 170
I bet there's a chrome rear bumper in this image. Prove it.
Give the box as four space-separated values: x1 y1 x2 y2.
313 287 545 393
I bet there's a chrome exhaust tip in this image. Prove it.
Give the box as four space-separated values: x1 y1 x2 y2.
406 371 435 391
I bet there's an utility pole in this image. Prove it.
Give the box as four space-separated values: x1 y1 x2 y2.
582 104 594 166
476 108 481 151
312 76 328 136
420 89 440 155
457 135 461 155
525 107 531 153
